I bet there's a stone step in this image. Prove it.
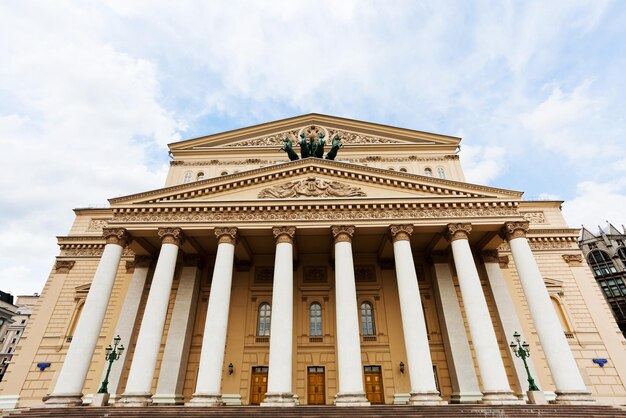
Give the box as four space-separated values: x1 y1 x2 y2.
4 405 626 418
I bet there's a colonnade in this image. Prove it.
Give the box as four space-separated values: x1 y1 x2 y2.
44 222 593 407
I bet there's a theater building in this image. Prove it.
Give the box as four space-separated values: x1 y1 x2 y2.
1 114 625 409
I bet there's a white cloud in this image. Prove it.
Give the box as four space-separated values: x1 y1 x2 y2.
0 2 182 294
0 0 624 294
460 145 506 185
562 180 626 228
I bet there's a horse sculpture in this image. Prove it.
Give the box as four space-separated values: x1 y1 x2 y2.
280 137 300 161
325 134 342 160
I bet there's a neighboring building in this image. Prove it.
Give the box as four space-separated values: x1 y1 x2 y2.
0 295 38 383
578 223 626 338
0 293 17 381
1 115 625 410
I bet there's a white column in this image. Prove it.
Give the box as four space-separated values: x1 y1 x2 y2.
45 228 130 407
331 226 370 407
100 256 151 404
188 228 237 407
120 227 184 407
431 252 483 403
481 250 541 399
153 257 201 404
390 225 444 405
446 223 521 404
504 222 593 404
262 227 296 406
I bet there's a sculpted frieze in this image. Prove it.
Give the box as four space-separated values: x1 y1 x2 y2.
522 211 547 224
258 177 366 199
224 125 406 148
113 206 519 223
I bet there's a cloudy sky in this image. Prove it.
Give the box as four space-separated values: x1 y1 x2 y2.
1 0 625 296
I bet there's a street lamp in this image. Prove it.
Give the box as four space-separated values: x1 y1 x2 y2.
509 331 539 391
97 335 124 394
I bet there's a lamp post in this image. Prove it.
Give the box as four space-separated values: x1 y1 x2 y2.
509 331 539 391
97 335 124 394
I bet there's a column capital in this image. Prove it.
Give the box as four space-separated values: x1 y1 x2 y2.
428 250 450 264
445 223 472 242
103 227 131 247
331 225 355 243
214 227 238 245
389 224 413 242
272 226 296 244
481 250 500 264
158 227 185 247
501 221 530 241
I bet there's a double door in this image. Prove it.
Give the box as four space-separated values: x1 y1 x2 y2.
364 365 384 404
307 366 326 405
250 366 268 405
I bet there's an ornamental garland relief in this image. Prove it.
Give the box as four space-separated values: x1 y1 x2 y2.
113 207 519 223
258 177 366 199
225 125 405 147
522 211 547 224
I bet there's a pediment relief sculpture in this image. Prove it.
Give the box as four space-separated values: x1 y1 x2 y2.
258 177 366 199
226 125 405 148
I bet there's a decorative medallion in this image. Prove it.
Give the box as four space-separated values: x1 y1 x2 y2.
258 177 366 199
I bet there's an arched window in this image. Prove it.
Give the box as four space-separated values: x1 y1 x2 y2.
183 171 192 183
196 172 205 181
424 168 433 177
310 303 322 336
220 171 228 176
399 167 408 173
360 302 376 336
617 247 626 265
587 250 617 277
436 167 446 179
257 303 271 336
388 167 395 171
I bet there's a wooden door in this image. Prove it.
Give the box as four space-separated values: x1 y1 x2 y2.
364 365 384 404
307 366 326 405
250 366 268 405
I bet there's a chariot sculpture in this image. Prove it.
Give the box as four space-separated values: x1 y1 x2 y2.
280 132 342 161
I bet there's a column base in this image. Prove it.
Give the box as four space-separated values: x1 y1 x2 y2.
260 392 296 407
481 390 524 405
44 393 83 407
408 391 447 405
334 392 370 406
450 391 483 404
118 392 153 407
152 393 184 405
90 393 110 407
186 393 223 407
553 390 594 405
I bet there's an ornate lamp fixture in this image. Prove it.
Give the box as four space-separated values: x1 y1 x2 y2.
97 335 124 394
509 331 539 391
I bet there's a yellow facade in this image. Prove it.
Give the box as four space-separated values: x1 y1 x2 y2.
1 114 625 409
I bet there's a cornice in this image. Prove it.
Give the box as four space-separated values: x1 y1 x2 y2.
110 158 521 205
169 113 461 151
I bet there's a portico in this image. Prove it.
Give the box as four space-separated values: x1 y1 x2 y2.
45 217 591 407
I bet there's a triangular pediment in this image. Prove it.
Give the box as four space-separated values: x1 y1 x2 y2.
109 158 522 206
169 114 460 152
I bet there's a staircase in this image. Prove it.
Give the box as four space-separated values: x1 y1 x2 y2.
4 405 626 418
